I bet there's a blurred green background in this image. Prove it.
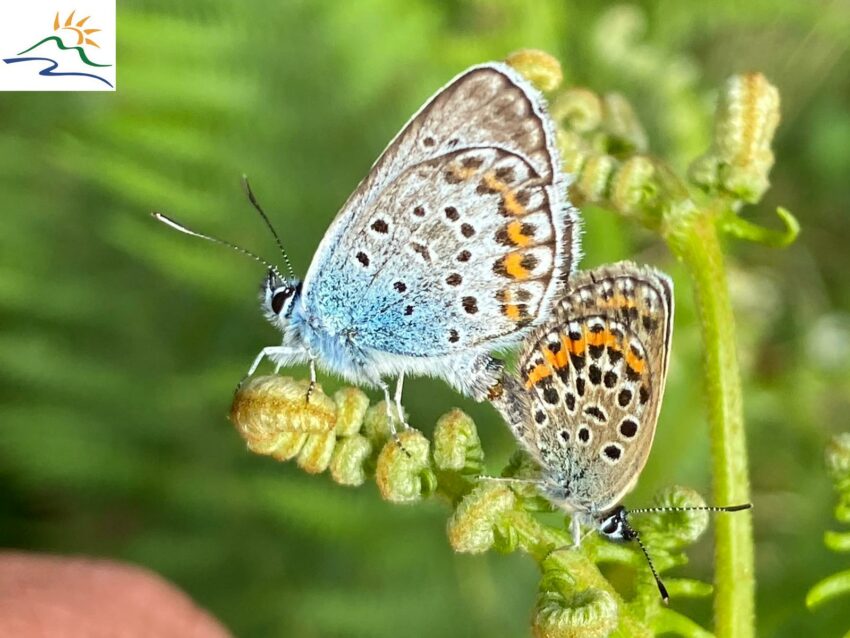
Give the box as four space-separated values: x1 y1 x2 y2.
2 0 849 635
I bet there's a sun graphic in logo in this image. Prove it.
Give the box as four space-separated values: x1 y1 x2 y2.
53 10 101 48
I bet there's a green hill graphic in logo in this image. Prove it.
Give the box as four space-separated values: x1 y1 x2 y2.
3 11 113 88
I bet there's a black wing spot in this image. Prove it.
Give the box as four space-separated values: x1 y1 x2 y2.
457 250 471 262
589 344 605 359
461 223 475 238
578 427 590 443
411 242 431 262
446 273 462 286
520 253 538 271
588 365 602 385
444 206 460 221
445 170 463 184
371 219 389 233
534 410 546 424
423 136 435 147
604 445 622 461
405 305 414 316
413 205 426 217
640 385 650 404
543 387 559 405
448 329 459 343
515 189 531 206
585 406 606 422
575 377 586 397
462 296 479 314
617 388 632 407
356 251 369 267
565 393 576 411
556 366 570 383
619 419 638 438
476 178 498 195
495 166 516 182
393 281 407 293
603 370 618 388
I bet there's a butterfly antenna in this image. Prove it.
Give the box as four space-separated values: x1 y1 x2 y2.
628 503 752 515
477 476 545 487
241 176 296 280
152 212 283 279
633 531 669 605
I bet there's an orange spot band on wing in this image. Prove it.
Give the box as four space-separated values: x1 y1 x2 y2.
586 330 606 347
626 350 645 375
500 289 528 322
525 364 552 388
450 164 478 181
505 304 521 320
504 252 530 279
542 346 568 370
483 173 526 216
507 220 532 246
603 294 635 310
563 332 586 356
586 329 621 349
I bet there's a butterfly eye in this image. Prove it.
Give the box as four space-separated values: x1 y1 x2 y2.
601 518 619 535
271 287 292 315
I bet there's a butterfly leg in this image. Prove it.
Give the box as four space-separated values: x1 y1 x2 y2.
305 358 317 404
570 515 583 548
378 381 398 436
244 345 307 391
393 372 411 430
375 378 413 457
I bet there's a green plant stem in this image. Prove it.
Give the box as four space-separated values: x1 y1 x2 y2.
663 202 754 637
500 510 655 637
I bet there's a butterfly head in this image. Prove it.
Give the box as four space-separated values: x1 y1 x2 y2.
596 505 637 542
261 269 302 325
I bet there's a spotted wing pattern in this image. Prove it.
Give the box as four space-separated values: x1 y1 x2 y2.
496 262 673 513
302 63 577 356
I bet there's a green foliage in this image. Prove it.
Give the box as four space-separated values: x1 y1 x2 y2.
807 433 850 625
2 2 849 637
231 376 717 636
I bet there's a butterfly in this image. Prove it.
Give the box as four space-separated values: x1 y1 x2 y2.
155 62 579 425
491 261 750 601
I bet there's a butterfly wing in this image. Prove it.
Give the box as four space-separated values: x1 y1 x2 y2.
301 63 577 357
495 262 673 513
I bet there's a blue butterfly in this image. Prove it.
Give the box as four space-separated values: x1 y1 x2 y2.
155 62 579 427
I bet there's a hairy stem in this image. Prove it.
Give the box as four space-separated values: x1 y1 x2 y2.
664 202 754 637
501 510 655 637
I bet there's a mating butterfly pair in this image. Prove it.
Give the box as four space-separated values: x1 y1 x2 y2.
156 61 749 601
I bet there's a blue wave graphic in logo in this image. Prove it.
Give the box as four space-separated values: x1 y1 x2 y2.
3 56 113 88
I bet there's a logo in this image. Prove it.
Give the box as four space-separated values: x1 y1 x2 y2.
1 4 115 91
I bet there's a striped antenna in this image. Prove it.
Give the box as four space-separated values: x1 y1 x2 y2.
633 531 669 604
241 176 296 280
628 503 752 515
152 212 283 279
